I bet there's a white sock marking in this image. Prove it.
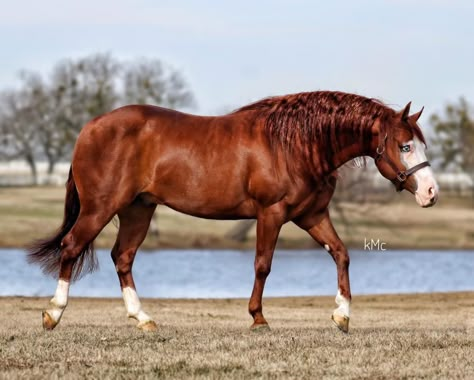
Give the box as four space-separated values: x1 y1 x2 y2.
122 287 153 323
334 289 351 318
324 244 330 252
48 279 70 322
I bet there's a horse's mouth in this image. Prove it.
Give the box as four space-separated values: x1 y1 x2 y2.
416 192 438 208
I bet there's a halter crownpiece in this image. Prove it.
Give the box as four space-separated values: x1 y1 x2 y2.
375 133 431 192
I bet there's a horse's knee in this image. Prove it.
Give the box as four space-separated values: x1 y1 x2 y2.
254 255 271 278
325 243 349 268
334 251 350 268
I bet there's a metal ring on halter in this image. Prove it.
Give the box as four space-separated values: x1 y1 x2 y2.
396 172 407 182
376 133 388 156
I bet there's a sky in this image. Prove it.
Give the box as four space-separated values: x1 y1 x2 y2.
1 0 474 127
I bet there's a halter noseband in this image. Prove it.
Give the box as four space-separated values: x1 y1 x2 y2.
375 133 431 192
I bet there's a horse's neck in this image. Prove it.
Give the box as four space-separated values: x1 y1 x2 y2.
322 124 376 174
332 142 371 169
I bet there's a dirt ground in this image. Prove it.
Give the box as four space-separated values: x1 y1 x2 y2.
0 292 472 379
0 186 473 250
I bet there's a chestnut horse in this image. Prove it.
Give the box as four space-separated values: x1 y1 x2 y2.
28 91 438 333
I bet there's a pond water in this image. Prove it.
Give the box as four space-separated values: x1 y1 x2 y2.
0 249 472 298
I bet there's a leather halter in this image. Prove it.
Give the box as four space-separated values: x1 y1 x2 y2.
375 133 431 192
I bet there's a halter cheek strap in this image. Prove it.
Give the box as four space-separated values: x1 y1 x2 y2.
375 133 431 192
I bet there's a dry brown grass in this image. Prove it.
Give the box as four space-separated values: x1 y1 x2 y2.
0 293 473 379
0 186 473 250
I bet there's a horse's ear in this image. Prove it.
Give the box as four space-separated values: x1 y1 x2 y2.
401 101 412 120
410 106 424 122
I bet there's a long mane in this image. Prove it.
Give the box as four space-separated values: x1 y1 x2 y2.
234 91 395 174
235 91 393 146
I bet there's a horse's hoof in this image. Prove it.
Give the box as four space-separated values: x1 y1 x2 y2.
42 311 58 330
137 320 158 332
250 323 271 332
331 314 349 333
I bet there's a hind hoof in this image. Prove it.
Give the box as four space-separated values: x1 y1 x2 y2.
137 320 158 332
332 314 349 333
42 311 58 330
250 323 271 332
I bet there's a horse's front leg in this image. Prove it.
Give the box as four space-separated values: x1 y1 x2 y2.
296 209 351 333
248 205 284 330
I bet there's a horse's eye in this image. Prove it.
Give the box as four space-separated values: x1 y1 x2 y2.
400 145 411 153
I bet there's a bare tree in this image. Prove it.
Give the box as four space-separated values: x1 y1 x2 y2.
0 53 195 182
225 220 255 242
430 97 474 202
122 59 195 108
42 54 121 173
0 76 46 184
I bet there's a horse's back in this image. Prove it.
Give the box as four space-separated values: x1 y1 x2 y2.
71 105 278 218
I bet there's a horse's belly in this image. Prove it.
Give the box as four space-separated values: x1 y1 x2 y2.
163 197 256 220
144 180 256 220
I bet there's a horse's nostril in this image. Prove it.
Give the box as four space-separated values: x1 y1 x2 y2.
428 186 438 204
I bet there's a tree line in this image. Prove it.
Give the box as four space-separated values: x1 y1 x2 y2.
429 97 474 188
0 53 194 183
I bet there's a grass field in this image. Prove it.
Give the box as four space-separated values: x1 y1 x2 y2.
0 186 473 250
0 293 472 379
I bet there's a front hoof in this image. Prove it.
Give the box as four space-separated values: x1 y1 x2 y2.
42 311 58 330
250 323 271 332
137 320 158 332
331 314 349 333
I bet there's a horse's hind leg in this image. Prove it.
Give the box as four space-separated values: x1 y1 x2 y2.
43 209 113 330
248 205 284 330
111 201 157 331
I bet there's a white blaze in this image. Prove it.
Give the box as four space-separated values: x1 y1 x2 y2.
400 137 439 207
122 287 153 323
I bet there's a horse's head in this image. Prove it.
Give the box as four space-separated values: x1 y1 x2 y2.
373 102 439 207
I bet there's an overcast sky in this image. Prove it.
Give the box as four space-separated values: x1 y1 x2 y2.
1 0 473 125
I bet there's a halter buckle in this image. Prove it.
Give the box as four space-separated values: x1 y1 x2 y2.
396 172 407 182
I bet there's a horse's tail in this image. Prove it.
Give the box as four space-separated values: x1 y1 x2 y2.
27 167 97 281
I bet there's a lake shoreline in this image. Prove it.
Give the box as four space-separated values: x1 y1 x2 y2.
3 290 472 302
3 249 472 298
